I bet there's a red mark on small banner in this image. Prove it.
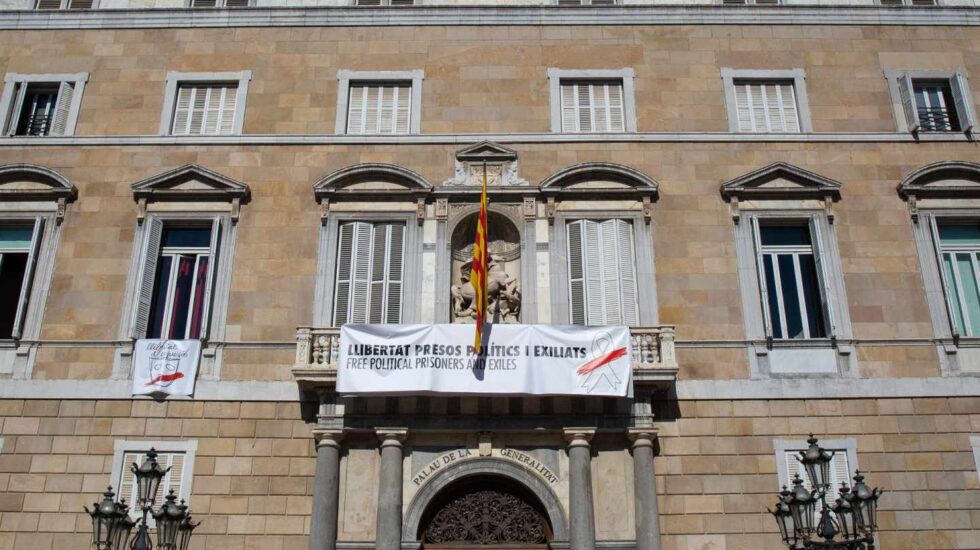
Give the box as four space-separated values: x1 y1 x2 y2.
145 372 185 386
576 347 628 376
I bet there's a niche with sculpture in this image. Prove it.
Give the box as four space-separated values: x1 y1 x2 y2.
450 210 522 323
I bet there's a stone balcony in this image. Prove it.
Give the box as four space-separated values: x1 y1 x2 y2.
292 325 679 391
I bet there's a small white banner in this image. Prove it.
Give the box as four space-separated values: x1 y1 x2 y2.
132 339 201 396
337 324 632 397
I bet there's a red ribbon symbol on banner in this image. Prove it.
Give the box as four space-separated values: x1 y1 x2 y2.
145 372 185 387
576 347 628 376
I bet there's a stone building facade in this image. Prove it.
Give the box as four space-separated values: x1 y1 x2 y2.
1 3 980 550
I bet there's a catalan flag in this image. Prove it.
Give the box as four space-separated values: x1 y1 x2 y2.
471 162 489 352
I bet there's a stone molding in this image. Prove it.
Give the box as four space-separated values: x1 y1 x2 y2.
897 160 980 201
563 428 596 447
130 163 251 223
626 427 658 449
314 428 345 448
376 427 409 447
2 6 980 30
0 163 77 223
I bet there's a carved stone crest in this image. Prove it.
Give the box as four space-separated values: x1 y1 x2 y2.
442 141 528 187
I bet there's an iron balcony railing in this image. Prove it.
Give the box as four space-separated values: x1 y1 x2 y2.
18 114 52 136
293 325 678 387
917 107 957 132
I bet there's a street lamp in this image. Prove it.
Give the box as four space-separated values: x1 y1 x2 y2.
768 435 883 550
85 448 200 550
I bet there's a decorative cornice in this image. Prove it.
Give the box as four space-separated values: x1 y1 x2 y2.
0 163 77 202
897 160 980 200
131 163 250 223
720 161 842 202
0 6 979 31
313 163 432 199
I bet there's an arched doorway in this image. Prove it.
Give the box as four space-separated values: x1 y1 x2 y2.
418 475 552 549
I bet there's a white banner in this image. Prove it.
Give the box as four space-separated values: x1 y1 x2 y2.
337 324 632 397
132 339 201 396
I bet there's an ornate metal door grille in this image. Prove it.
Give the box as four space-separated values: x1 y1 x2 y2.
421 489 550 545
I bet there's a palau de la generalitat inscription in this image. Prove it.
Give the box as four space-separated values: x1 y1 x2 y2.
411 448 560 488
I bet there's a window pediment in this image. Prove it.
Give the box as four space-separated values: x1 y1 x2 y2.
443 141 528 188
314 163 432 224
898 160 980 200
0 163 77 223
130 164 250 223
720 162 841 223
538 162 658 222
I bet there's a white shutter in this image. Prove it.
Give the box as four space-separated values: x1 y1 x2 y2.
35 0 62 8
191 0 218 6
750 85 767 132
131 218 164 339
219 86 237 134
369 224 388 324
898 73 920 133
778 83 800 132
928 216 962 338
583 220 604 323
784 450 850 493
599 220 620 324
364 86 380 134
394 85 411 134
120 451 186 524
172 86 193 135
11 217 44 340
808 216 836 338
950 72 975 132
350 223 373 323
734 83 752 132
577 84 594 132
385 224 404 323
50 81 74 136
333 222 355 325
606 83 625 132
567 220 586 325
5 83 26 135
67 0 93 8
560 83 577 132
751 217 773 338
615 219 638 325
347 85 365 134
224 0 250 7
188 87 207 135
196 218 222 341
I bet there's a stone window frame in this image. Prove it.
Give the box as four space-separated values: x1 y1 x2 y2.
972 436 980 479
720 68 814 133
113 164 248 382
0 72 89 137
158 71 252 136
312 163 430 326
883 68 976 135
723 162 856 378
541 162 659 326
546 68 638 134
773 438 858 489
109 439 198 521
0 164 76 380
899 160 980 376
334 69 424 135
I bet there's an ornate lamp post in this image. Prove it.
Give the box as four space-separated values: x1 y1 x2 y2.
768 435 883 550
84 448 200 550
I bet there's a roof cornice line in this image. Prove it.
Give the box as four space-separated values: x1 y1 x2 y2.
0 5 979 30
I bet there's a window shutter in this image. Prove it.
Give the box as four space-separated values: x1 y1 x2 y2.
369 224 388 324
566 220 586 325
11 217 44 340
898 72 920 132
120 451 186 525
172 86 193 135
219 86 237 134
347 85 365 134
394 85 410 134
363 86 380 134
950 72 975 133
783 450 849 492
189 87 207 135
778 83 800 132
49 81 75 136
605 83 625 132
385 224 404 323
577 84 594 132
928 216 962 338
333 222 355 325
5 83 26 135
734 83 753 132
583 220 604 323
614 219 638 325
808 216 837 338
67 0 93 8
379 86 396 134
197 218 222 341
750 217 773 338
191 0 218 6
561 83 578 132
224 0 250 7
35 0 62 8
131 218 164 339
349 222 373 323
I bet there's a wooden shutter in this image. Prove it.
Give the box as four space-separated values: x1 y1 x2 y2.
898 72 920 132
120 451 186 524
224 0 250 7
191 0 217 6
347 85 365 134
172 86 193 135
369 224 388 323
566 220 587 325
366 223 404 323
577 84 594 132
5 83 26 135
784 450 850 493
333 222 355 325
67 0 93 8
333 222 374 325
11 217 44 340
50 82 75 136
928 216 962 338
604 83 625 132
808 216 836 338
950 72 975 133
734 83 753 132
561 83 578 132
750 217 773 338
356 0 382 5
777 83 800 132
196 218 222 341
35 0 62 9
583 220 604 323
394 85 410 134
385 224 404 323
613 219 638 325
131 218 164 339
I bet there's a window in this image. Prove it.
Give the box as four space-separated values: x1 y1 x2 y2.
333 221 405 325
355 0 414 5
159 72 251 136
335 70 424 135
346 83 411 135
721 68 812 133
111 440 197 524
557 0 619 5
560 81 625 133
0 220 43 340
722 0 780 4
35 0 95 9
189 0 249 7
754 222 828 340
566 219 638 326
0 73 88 137
774 438 857 496
547 69 636 133
146 226 217 340
733 80 800 133
931 222 980 338
888 70 975 134
879 0 936 5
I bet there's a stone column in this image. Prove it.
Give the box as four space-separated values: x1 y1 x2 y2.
629 428 663 550
564 428 596 550
376 428 408 550
309 429 344 550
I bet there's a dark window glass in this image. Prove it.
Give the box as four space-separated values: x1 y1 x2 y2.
763 255 782 339
161 227 212 248
777 254 805 338
147 255 173 339
799 255 826 338
0 253 29 339
760 225 812 247
14 85 58 137
913 80 960 132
